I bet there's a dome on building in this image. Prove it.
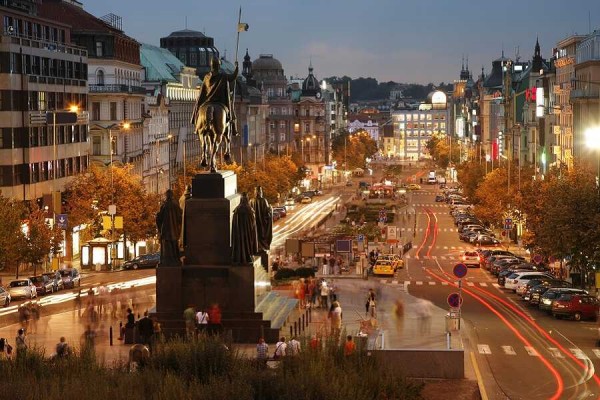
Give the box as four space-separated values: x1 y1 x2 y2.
252 54 283 71
301 63 321 97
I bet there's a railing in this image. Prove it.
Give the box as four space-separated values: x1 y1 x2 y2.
89 84 146 95
570 88 600 99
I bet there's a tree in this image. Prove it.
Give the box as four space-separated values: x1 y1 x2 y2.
456 160 485 202
0 193 26 272
331 130 378 171
23 205 53 275
63 165 160 248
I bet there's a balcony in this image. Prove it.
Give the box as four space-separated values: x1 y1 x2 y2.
89 84 146 95
570 88 600 100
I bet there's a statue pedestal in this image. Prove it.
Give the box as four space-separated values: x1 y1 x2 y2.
154 172 278 342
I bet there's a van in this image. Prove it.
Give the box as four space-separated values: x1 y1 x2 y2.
427 171 436 184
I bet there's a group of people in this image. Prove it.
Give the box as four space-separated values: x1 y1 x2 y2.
321 256 346 275
18 301 42 334
183 304 222 338
293 278 338 310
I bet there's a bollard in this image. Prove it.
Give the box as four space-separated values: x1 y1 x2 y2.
289 325 293 337
308 308 312 323
109 326 113 346
118 321 123 339
302 314 305 329
294 321 297 337
298 317 302 332
446 331 451 350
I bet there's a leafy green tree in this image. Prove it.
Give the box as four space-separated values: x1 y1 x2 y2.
331 129 378 170
0 193 26 272
23 205 53 275
456 160 485 202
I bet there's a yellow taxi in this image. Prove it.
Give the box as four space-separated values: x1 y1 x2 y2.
372 260 395 276
378 254 404 271
407 183 421 190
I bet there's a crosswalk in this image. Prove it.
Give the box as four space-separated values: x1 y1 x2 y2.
378 279 499 289
476 344 600 360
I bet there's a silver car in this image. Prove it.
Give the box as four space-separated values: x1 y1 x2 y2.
0 286 11 307
7 279 37 300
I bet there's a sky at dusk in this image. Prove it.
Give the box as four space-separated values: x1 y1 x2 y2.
83 0 600 85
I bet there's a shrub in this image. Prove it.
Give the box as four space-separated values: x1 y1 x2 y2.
294 267 315 278
273 268 296 280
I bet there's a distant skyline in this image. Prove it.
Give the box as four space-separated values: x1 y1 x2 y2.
83 0 600 84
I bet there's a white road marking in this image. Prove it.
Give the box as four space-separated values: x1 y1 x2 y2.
441 282 449 286
443 246 448 250
524 347 539 356
404 281 410 286
592 349 600 359
480 283 488 287
570 348 587 360
501 346 516 355
380 279 387 284
548 348 564 358
467 282 475 287
477 344 492 355
428 281 435 285
492 283 500 288
416 281 423 285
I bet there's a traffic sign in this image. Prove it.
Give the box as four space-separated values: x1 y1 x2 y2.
533 254 543 264
56 214 68 229
447 292 463 308
453 263 468 279
357 234 365 242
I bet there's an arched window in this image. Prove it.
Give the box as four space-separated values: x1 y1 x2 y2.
96 70 104 85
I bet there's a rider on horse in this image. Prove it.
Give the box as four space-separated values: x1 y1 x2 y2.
191 57 239 137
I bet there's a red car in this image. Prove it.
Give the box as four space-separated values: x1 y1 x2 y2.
552 294 599 321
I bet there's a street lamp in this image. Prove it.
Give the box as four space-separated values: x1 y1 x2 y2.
585 127 600 185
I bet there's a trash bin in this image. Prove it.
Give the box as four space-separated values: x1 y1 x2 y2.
445 313 459 332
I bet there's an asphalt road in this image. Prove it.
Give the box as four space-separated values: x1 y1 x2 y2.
393 181 600 400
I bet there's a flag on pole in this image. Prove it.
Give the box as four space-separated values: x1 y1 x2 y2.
237 22 249 32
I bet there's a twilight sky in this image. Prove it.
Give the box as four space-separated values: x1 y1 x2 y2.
83 0 600 84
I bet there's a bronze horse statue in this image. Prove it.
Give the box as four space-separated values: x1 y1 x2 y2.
193 103 233 173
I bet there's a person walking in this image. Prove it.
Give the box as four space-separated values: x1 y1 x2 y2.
55 336 71 359
287 336 301 356
0 338 12 360
320 281 329 310
329 301 343 339
195 308 209 334
256 337 269 368
343 335 356 356
137 311 155 347
183 305 196 339
207 303 222 335
366 289 376 318
15 328 27 359
274 336 287 359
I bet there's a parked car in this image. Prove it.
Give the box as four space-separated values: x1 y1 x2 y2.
284 198 295 207
528 281 572 305
475 235 500 246
435 194 445 202
42 271 64 292
0 286 11 307
552 294 599 321
123 253 160 270
273 209 282 221
345 181 353 187
539 287 588 312
7 279 37 299
59 268 81 288
29 275 55 295
504 271 553 292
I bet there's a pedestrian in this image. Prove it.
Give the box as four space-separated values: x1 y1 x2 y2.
196 308 209 334
81 325 96 355
322 259 329 275
320 281 329 309
183 304 196 339
308 278 317 308
55 336 71 359
329 280 337 303
29 302 40 334
137 311 155 347
417 299 433 334
343 335 356 356
0 338 11 361
15 328 27 358
74 289 82 317
273 336 287 359
207 303 222 335
366 289 376 318
287 336 301 356
329 301 343 339
256 337 269 368
18 303 30 332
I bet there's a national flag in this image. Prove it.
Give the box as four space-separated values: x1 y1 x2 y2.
237 23 249 32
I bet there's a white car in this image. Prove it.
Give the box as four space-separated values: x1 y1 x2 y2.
504 272 553 292
7 279 37 300
461 251 480 268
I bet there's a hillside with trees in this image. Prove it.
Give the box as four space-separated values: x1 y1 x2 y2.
323 76 453 101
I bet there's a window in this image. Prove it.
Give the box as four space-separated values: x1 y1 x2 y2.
96 70 104 85
91 102 100 121
279 121 285 130
305 109 310 117
304 122 310 133
38 91 46 111
110 102 117 120
269 121 276 130
96 41 103 57
279 132 286 142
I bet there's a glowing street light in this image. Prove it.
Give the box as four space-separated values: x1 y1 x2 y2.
585 127 600 185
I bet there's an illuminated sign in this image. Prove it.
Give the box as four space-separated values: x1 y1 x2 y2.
455 117 465 137
555 56 574 68
525 87 538 102
431 91 447 104
536 87 544 117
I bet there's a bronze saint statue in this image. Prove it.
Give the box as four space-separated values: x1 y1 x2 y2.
231 193 258 265
156 189 183 266
178 185 191 250
250 186 273 271
190 57 238 172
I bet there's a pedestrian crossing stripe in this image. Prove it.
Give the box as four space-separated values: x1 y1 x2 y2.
524 347 539 356
480 283 488 287
501 346 516 355
548 348 564 358
570 348 587 359
441 282 448 286
428 281 435 285
477 344 492 355
416 281 423 285
392 280 398 285
592 349 600 359
404 281 410 286
492 283 500 288
466 282 475 287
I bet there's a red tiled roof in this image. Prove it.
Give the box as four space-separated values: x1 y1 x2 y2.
38 0 126 37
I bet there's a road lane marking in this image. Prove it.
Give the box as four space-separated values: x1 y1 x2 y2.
443 246 448 250
524 346 539 356
548 348 564 358
477 344 492 355
392 280 398 285
441 282 448 286
467 282 475 287
480 283 488 287
570 348 586 359
592 349 600 359
492 283 500 288
470 352 489 400
404 281 410 286
428 281 435 285
380 279 387 284
501 346 516 355
416 281 423 285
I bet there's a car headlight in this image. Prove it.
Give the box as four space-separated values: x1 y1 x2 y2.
542 299 551 305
